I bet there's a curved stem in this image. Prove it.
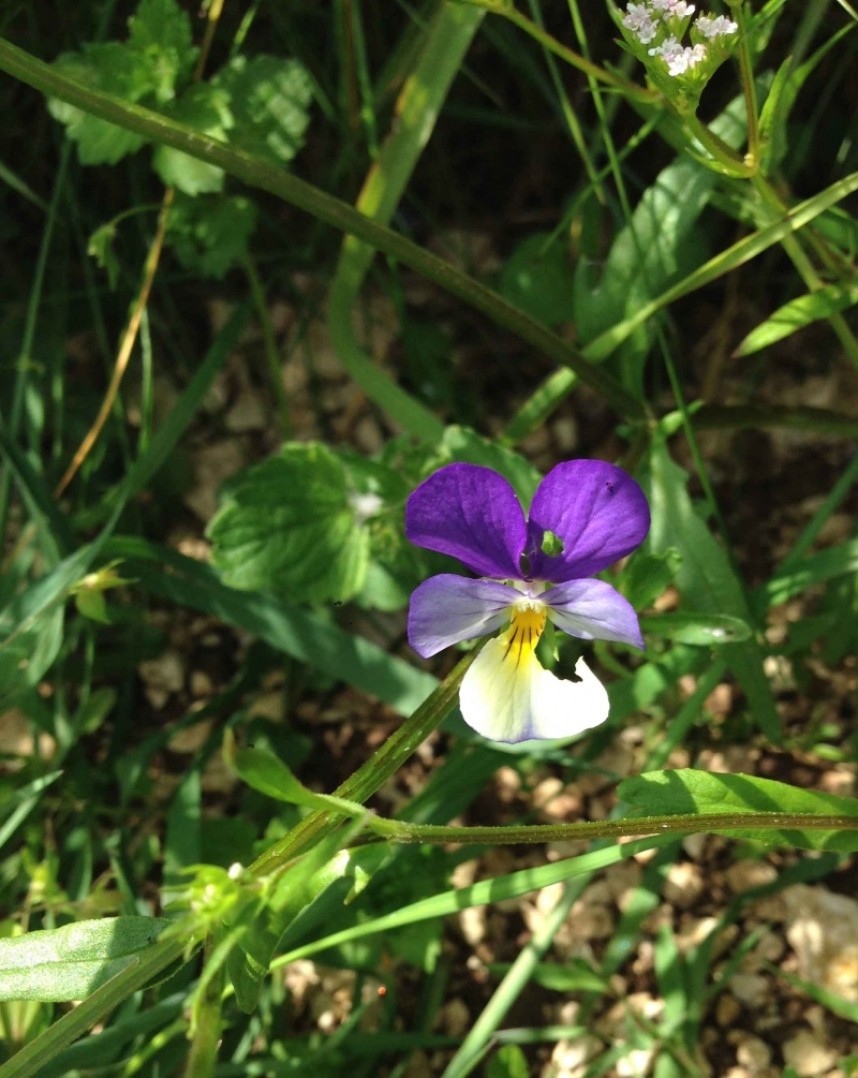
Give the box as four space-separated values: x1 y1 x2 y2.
248 652 474 877
0 35 644 420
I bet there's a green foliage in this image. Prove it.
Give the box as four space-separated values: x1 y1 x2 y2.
620 770 858 851
211 55 313 168
208 442 372 604
2 0 858 1074
0 918 169 1002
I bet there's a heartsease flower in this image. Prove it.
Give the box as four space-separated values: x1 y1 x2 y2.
405 460 650 744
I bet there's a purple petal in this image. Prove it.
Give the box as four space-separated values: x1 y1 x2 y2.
407 574 519 658
543 577 644 649
526 460 650 581
406 463 526 579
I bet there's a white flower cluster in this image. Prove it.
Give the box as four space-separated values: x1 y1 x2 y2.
621 1 738 77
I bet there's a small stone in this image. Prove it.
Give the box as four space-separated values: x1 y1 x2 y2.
784 885 858 1001
663 861 705 909
782 1029 838 1076
736 1034 772 1072
725 859 778 894
715 992 742 1027
728 973 769 1007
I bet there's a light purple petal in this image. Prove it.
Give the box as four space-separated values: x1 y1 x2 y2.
406 463 526 579
526 460 650 582
407 574 519 658
544 578 644 649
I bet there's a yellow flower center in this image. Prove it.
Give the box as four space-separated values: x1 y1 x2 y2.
502 602 547 668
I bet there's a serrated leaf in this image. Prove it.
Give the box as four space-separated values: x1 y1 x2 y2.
214 55 313 167
734 282 858 357
208 443 369 603
49 44 150 164
128 0 196 101
152 84 232 194
0 917 169 1002
619 769 858 852
166 193 257 278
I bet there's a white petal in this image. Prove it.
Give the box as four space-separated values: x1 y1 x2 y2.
459 639 610 744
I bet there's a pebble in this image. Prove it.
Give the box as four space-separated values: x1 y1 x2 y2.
782 1028 838 1076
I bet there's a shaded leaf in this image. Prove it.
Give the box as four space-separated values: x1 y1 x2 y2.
166 193 257 277
214 55 313 168
619 769 858 851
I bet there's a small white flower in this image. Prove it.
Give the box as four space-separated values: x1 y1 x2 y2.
348 491 384 524
623 2 660 44
695 13 739 38
651 0 696 18
649 36 707 76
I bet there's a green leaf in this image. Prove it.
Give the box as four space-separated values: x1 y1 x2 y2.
87 223 120 289
645 439 780 740
500 232 574 327
639 612 752 646
573 154 715 361
152 84 231 194
0 917 169 1002
48 44 150 164
486 1045 531 1078
127 0 196 101
619 769 858 851
622 548 681 610
734 282 858 357
166 193 257 278
208 442 370 604
214 55 313 168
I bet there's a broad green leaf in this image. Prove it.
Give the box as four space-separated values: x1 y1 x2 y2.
0 917 169 1002
166 193 257 278
48 44 150 164
208 442 370 603
573 153 715 362
214 55 313 168
500 232 574 327
619 769 858 851
48 0 196 162
639 612 751 646
152 84 231 194
645 439 780 740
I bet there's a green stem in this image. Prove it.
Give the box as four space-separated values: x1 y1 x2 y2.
361 810 858 845
248 652 474 877
499 4 656 102
730 1 759 166
0 35 644 421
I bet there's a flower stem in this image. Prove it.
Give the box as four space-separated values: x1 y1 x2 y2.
361 811 858 845
248 653 474 877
